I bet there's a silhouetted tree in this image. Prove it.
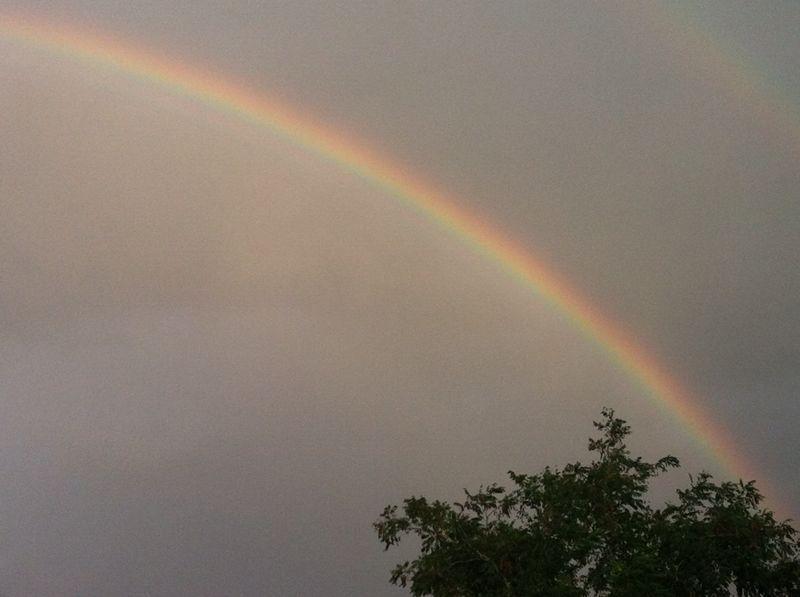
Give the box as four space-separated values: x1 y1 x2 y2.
375 409 799 596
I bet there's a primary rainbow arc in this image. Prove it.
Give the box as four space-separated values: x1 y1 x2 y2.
0 13 784 513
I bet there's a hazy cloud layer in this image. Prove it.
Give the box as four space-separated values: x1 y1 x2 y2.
1 2 798 595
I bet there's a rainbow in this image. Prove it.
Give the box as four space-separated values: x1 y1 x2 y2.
0 13 788 515
639 3 800 159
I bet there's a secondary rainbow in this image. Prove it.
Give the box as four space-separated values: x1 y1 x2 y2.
0 14 786 513
644 2 800 158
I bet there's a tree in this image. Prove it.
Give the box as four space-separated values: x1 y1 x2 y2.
374 409 800 596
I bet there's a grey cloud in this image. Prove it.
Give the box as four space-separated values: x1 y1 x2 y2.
0 1 798 594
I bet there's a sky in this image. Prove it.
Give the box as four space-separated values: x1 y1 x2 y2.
0 1 799 595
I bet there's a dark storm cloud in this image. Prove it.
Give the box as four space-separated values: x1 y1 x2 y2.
0 1 798 595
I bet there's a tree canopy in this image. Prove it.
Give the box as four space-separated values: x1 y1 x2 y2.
375 409 799 596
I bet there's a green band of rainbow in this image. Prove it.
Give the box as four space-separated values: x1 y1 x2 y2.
0 13 787 515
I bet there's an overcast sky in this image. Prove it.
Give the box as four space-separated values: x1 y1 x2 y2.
1 1 799 595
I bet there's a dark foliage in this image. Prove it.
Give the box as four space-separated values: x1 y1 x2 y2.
375 409 799 596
